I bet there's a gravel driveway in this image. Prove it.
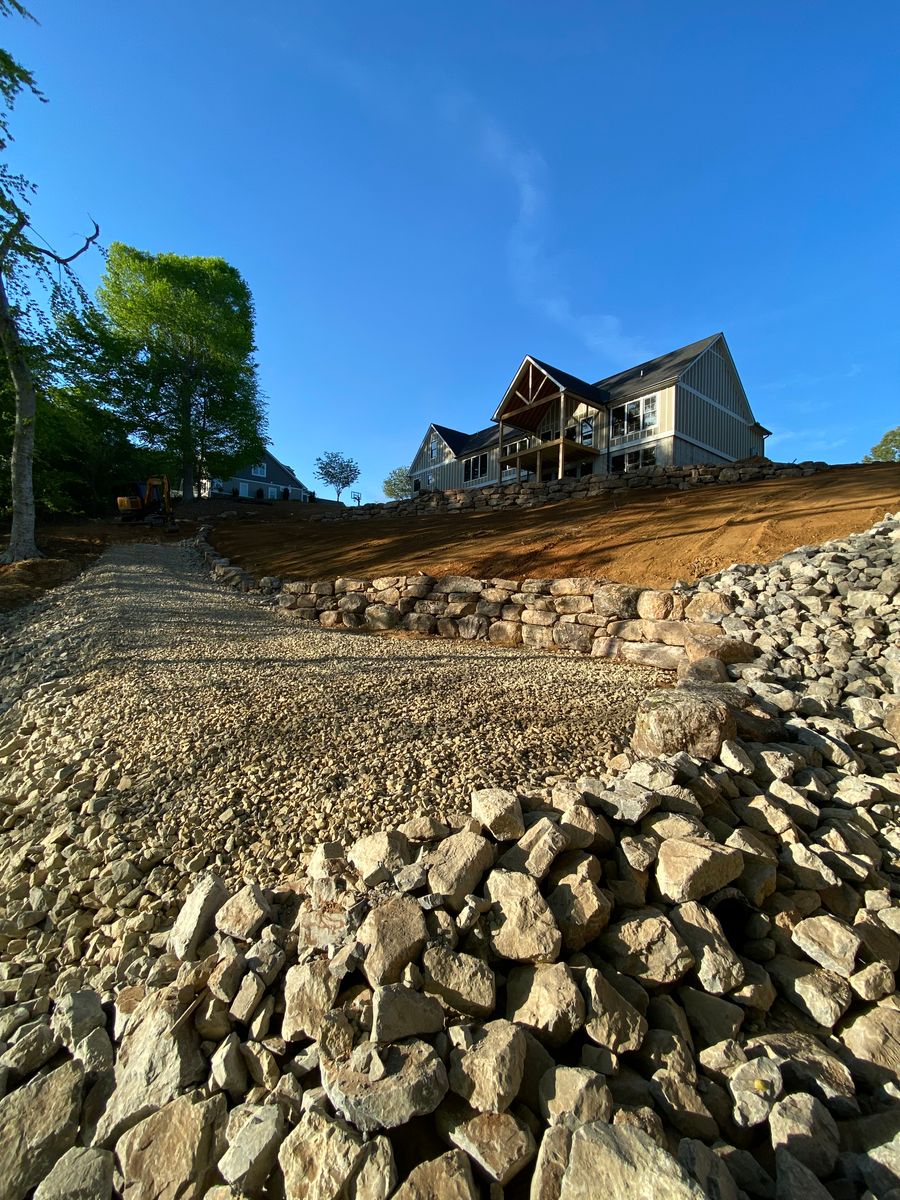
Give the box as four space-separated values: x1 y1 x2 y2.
0 543 666 881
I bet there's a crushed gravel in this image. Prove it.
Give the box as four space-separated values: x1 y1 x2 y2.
0 543 667 881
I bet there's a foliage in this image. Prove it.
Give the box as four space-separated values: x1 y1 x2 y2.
314 450 360 501
863 426 900 463
58 243 268 498
383 465 413 500
0 365 156 514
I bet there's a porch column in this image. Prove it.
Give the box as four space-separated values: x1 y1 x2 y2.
536 447 542 482
558 392 566 479
498 419 504 482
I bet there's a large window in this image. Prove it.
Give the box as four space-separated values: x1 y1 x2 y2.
429 436 440 461
463 453 489 483
610 394 658 446
611 446 657 474
251 463 266 478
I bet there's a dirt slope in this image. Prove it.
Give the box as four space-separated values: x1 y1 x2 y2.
211 464 900 589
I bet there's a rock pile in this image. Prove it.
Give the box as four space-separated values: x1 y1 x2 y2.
308 458 836 522
0 513 898 1197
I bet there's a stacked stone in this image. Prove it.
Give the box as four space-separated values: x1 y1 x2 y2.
2 665 898 1200
305 459 835 523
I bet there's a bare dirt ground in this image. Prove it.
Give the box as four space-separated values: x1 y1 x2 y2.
212 463 900 588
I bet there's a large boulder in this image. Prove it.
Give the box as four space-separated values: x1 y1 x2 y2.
631 686 737 759
0 1060 84 1200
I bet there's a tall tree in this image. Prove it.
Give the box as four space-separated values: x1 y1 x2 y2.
66 244 267 499
383 465 413 500
863 426 900 463
0 1 99 561
314 450 360 501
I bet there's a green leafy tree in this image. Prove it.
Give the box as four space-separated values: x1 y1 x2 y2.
0 1 99 560
61 243 267 499
383 465 413 500
863 426 900 463
314 450 360 501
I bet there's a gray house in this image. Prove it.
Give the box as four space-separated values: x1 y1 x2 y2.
207 448 311 502
409 333 770 492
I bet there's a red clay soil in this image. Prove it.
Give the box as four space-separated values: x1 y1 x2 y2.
210 463 900 590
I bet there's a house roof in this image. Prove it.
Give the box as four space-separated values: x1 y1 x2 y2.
528 357 609 404
593 333 722 401
265 448 307 490
431 424 473 455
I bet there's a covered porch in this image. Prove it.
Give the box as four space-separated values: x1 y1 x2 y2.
493 356 609 483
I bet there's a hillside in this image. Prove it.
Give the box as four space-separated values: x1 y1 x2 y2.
212 463 900 588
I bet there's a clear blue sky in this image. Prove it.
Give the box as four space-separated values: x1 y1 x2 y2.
8 2 900 499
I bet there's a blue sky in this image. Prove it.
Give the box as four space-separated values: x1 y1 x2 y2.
7 2 900 499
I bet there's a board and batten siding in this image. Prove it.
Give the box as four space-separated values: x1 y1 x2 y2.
673 338 764 462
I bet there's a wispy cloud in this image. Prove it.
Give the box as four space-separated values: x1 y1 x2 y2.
441 92 642 365
767 429 850 456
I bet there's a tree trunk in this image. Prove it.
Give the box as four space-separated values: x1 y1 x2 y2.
0 270 41 562
180 390 195 501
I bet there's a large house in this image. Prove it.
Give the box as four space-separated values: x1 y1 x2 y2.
409 333 770 492
207 448 311 501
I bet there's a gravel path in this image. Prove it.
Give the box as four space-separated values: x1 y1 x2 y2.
0 542 666 881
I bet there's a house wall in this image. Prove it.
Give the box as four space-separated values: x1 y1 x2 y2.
210 452 309 501
674 340 764 461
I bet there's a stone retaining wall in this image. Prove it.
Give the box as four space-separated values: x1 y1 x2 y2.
311 458 833 521
197 531 752 674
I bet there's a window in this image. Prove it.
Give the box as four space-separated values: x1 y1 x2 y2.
239 481 249 497
268 486 278 499
580 417 594 445
611 446 657 474
429 436 440 462
463 453 489 483
251 463 266 478
610 395 658 446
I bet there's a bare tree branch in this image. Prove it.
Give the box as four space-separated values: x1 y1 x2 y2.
30 217 99 265
0 209 26 265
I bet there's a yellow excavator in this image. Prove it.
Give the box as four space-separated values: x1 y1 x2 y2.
117 476 177 527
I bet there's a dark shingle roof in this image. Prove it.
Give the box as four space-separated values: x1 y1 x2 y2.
266 449 307 490
529 357 609 403
431 424 472 455
593 333 721 401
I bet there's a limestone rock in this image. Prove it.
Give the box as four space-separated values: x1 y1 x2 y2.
358 896 428 986
282 958 340 1041
677 1139 742 1200
839 1005 900 1088
278 1107 395 1200
598 908 695 987
650 1070 719 1141
727 1056 783 1127
485 869 562 962
427 832 493 909
0 1060 84 1200
393 1150 478 1200
507 962 586 1046
631 687 737 759
791 914 861 978
322 1039 448 1133
768 1093 838 1178
215 883 272 941
94 986 205 1147
167 872 228 960
547 871 613 951
773 1148 833 1200
116 1092 224 1200
539 1066 612 1124
348 831 412 886
218 1104 285 1197
766 956 851 1028
371 984 445 1042
582 966 647 1054
448 1019 526 1113
441 1106 536 1186
557 1121 707 1198
656 838 744 904
33 1147 113 1200
421 946 496 1017
669 902 744 994
50 990 106 1047
470 788 525 840
498 817 570 878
